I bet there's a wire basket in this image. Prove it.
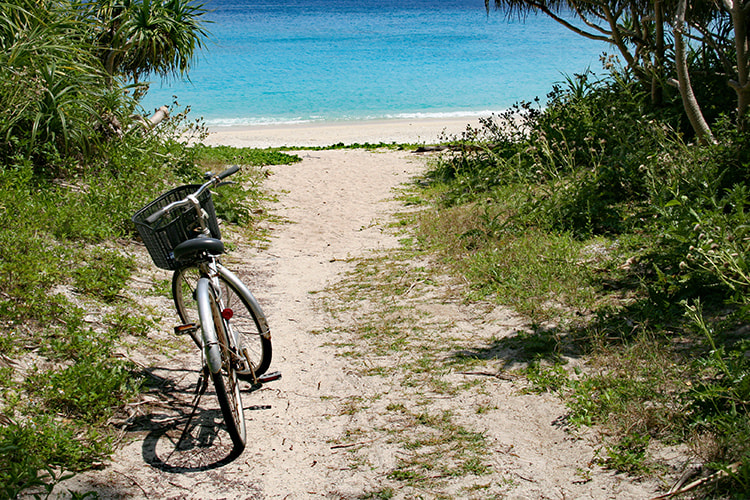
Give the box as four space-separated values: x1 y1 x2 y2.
132 185 221 270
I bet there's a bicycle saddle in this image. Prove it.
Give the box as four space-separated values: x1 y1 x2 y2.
173 237 224 264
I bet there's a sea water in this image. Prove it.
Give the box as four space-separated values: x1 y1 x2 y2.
139 0 605 126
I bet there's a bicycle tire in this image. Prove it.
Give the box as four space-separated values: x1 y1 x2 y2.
173 266 273 378
201 280 246 451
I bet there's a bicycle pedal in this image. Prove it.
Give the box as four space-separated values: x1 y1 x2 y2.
174 323 198 335
257 371 282 383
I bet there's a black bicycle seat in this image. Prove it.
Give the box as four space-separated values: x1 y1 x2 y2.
173 237 224 264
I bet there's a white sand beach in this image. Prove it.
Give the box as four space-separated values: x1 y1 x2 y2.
202 116 485 148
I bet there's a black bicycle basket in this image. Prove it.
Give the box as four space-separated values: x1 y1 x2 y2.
132 185 221 270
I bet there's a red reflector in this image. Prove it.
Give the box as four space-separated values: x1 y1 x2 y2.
221 308 233 320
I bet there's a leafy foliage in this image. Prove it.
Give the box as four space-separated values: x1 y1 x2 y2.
0 416 110 498
78 0 210 82
0 0 210 175
73 248 136 302
0 3 297 496
490 0 749 138
421 66 750 494
0 0 118 167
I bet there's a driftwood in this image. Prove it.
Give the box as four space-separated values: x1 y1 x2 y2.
148 105 170 127
129 105 170 133
650 461 741 499
412 145 450 153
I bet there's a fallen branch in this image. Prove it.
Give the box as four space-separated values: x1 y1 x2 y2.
412 143 503 154
650 461 741 499
331 438 378 450
460 371 516 381
129 105 170 133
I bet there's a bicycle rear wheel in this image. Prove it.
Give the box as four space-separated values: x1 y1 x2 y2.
173 266 272 378
202 280 246 451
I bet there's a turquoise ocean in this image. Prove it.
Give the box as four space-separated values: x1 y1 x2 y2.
139 0 605 127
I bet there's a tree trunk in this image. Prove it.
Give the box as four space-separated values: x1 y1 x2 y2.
725 0 749 125
148 106 170 127
651 0 665 106
673 0 716 144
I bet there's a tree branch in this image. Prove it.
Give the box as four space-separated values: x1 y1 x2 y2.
535 2 612 42
673 0 716 143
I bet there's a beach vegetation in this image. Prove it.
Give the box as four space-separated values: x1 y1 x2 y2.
0 0 301 495
79 0 210 83
2 0 748 497
316 141 418 151
490 0 749 143
418 40 750 493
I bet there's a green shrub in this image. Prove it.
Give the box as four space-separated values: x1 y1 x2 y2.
0 416 110 498
27 357 141 424
428 71 687 238
73 248 135 302
0 1 130 172
419 65 750 493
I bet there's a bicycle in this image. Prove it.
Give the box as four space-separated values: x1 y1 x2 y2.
132 165 275 455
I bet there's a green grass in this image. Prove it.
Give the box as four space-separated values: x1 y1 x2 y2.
405 189 709 479
413 203 602 324
311 120 750 497
0 141 299 496
73 248 136 302
406 79 750 497
388 409 490 486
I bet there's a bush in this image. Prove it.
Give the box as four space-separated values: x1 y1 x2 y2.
429 72 687 238
0 417 111 498
0 1 129 173
421 67 750 493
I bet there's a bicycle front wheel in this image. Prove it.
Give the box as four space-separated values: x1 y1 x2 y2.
200 279 246 452
173 265 272 378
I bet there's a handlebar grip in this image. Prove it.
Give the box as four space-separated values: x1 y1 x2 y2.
217 164 240 180
145 208 166 225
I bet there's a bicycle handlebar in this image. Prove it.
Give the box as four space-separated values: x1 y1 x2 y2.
145 165 240 225
215 164 240 180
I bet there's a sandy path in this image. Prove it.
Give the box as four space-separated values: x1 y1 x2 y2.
232 149 429 498
55 149 667 499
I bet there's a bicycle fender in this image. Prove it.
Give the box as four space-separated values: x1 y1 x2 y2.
217 264 271 338
196 278 223 374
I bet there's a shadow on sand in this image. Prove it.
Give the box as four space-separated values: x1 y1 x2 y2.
123 365 270 473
